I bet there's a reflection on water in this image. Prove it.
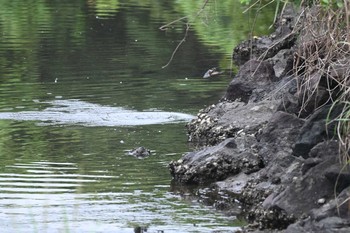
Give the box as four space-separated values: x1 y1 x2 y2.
0 1 275 232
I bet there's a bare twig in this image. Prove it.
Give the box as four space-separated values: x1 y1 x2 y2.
161 23 190 69
159 16 188 31
160 0 210 68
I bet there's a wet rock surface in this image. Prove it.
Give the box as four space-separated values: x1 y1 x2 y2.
169 4 350 233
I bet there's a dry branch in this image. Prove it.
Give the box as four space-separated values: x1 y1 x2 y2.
160 0 210 68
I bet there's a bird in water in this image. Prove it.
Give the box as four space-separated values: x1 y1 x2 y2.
203 67 224 78
127 146 151 159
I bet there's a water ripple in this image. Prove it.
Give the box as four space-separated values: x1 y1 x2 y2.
0 161 107 194
0 99 194 126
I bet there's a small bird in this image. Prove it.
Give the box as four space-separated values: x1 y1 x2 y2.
203 67 224 78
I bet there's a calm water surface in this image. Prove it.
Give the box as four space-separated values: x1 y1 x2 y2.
0 1 274 232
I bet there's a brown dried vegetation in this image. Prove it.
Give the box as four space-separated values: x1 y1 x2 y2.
294 0 350 162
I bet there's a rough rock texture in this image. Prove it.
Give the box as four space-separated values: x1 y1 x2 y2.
266 49 294 79
285 186 350 233
186 100 279 146
265 141 340 217
232 4 297 66
223 59 277 103
293 105 343 158
169 137 263 184
169 4 350 233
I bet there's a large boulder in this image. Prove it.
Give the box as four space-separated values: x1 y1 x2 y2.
169 137 263 184
223 60 277 103
266 148 338 217
293 104 343 158
285 187 350 233
285 216 350 233
257 111 304 164
186 100 279 146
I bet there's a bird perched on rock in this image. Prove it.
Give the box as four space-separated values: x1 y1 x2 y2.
203 67 224 78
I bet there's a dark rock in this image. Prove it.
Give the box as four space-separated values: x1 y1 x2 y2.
258 111 304 144
273 3 297 37
309 140 339 159
257 111 304 163
277 92 299 114
224 80 254 103
285 216 350 233
243 140 350 233
239 141 345 231
301 157 322 174
293 105 342 158
241 155 303 230
271 177 281 185
186 100 278 146
232 5 297 66
266 49 294 79
223 60 277 103
265 141 342 218
266 161 333 217
233 34 296 67
239 60 278 83
216 173 250 195
297 71 336 118
310 186 350 220
301 140 339 174
169 138 263 184
324 166 350 193
302 140 339 174
247 206 296 230
233 36 272 66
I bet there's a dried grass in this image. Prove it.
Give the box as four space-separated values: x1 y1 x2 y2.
294 0 350 162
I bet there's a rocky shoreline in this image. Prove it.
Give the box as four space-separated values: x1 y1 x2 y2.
169 5 350 233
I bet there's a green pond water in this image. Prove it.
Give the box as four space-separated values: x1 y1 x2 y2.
0 1 275 232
